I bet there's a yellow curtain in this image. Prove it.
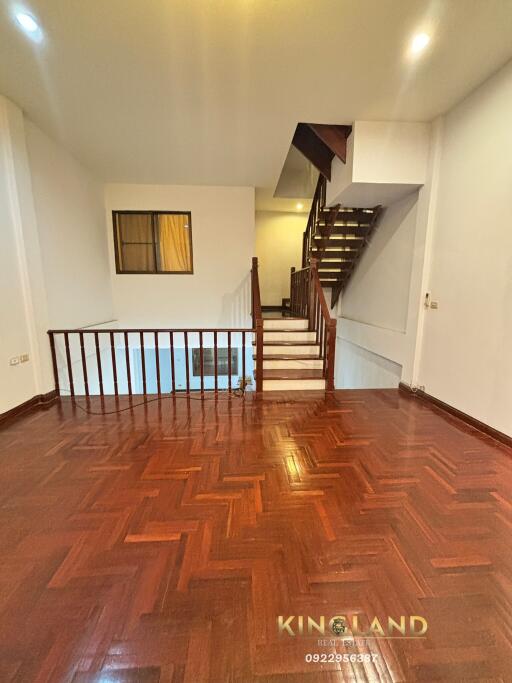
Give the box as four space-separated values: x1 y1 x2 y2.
158 214 192 272
117 213 154 272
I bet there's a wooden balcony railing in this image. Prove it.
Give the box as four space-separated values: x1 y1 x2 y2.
48 328 255 397
47 260 264 398
290 258 336 390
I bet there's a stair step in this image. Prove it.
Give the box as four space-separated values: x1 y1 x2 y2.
254 355 323 370
311 247 359 255
255 354 321 360
255 343 321 356
263 331 316 342
314 238 364 250
319 208 375 222
261 369 324 379
263 378 326 391
254 340 319 346
263 318 309 331
324 227 371 237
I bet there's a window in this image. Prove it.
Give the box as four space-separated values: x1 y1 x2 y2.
192 348 239 376
113 211 193 274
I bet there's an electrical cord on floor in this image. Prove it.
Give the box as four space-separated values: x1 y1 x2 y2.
58 385 246 415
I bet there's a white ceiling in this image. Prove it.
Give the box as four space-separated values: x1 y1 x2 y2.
1 0 511 209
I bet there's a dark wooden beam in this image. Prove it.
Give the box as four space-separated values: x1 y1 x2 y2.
307 124 351 164
292 124 333 180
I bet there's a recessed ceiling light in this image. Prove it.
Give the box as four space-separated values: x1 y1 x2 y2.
410 33 431 55
296 202 304 211
15 12 39 33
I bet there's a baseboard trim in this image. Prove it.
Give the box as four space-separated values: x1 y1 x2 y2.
0 390 59 429
261 305 286 312
398 382 512 448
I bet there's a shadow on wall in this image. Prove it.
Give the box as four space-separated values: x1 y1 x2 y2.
220 272 252 328
335 338 401 389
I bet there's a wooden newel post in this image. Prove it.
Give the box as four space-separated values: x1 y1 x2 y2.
251 256 264 394
326 319 336 391
308 258 318 331
255 319 264 393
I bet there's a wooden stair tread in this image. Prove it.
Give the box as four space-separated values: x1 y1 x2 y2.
253 340 319 346
253 354 321 360
262 315 307 324
262 328 312 333
261 369 324 379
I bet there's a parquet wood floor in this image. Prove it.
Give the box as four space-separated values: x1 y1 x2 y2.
0 390 510 682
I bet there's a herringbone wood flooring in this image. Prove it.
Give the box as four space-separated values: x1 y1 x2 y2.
0 390 511 682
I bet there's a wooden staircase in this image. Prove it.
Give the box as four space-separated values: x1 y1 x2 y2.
251 258 336 392
302 174 382 308
256 317 325 391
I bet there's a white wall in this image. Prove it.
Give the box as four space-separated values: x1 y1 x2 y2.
352 121 430 185
336 340 402 389
327 121 430 208
341 193 419 332
0 96 45 412
105 184 255 328
25 121 113 329
255 210 305 305
0 95 115 415
335 191 420 389
417 60 512 436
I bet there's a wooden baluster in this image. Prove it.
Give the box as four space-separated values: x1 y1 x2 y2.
199 331 204 394
242 331 246 390
48 332 60 396
255 322 263 393
79 331 89 396
64 332 74 397
214 331 218 394
154 331 161 396
95 331 103 395
184 331 190 393
124 332 132 395
228 331 232 393
169 331 175 394
140 331 146 395
110 332 118 396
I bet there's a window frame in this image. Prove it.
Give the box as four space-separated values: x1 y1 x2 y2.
112 210 194 275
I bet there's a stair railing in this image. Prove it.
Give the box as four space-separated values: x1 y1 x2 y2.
290 258 336 391
302 174 326 267
251 256 263 393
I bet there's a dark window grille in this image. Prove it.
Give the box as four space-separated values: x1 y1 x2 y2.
192 348 238 376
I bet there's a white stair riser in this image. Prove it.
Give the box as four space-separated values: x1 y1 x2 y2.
263 319 309 330
261 344 320 356
263 331 316 342
263 379 326 391
257 359 323 370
